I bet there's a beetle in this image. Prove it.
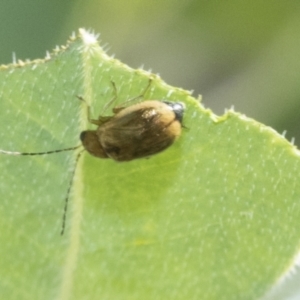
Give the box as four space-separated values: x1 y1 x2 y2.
80 99 184 161
0 79 185 234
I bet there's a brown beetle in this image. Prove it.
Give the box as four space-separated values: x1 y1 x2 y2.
80 100 184 161
0 80 185 234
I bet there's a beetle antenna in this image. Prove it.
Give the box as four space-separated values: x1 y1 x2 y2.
61 149 85 235
0 144 84 235
0 145 82 156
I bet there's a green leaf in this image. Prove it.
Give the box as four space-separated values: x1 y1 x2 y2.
1 28 300 300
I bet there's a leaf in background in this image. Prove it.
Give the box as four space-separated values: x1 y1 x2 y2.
0 29 300 300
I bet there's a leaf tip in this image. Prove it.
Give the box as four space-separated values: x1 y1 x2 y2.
79 28 99 46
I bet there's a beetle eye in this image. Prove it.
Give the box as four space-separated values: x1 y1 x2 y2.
80 131 87 142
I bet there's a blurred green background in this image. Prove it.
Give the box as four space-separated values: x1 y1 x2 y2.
1 1 300 146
